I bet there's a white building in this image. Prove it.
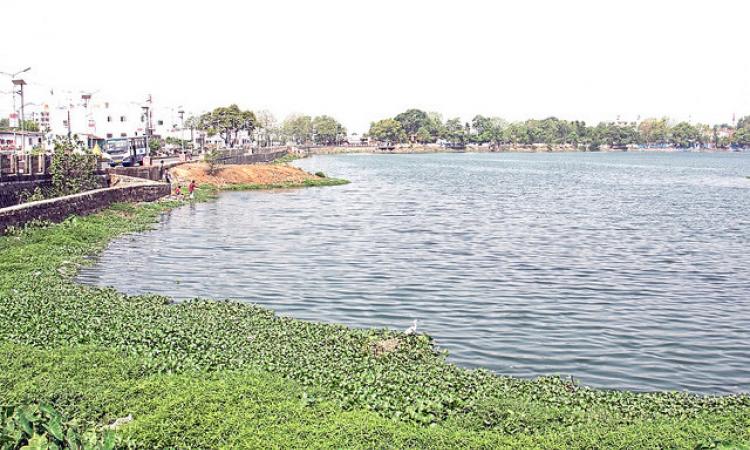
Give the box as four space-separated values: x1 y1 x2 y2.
0 130 44 152
21 94 188 149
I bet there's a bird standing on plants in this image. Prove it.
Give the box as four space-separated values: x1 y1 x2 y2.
404 319 418 335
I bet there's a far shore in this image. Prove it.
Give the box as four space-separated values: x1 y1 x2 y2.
303 144 746 155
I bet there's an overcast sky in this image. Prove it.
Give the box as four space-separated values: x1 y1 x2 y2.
1 0 748 133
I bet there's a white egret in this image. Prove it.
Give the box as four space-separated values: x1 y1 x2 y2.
404 319 418 335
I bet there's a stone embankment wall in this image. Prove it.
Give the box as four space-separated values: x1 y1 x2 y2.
0 181 169 234
106 160 187 182
0 175 109 208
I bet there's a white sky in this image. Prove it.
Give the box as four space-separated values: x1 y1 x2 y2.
1 0 748 134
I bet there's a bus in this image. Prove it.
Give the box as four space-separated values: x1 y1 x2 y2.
103 136 148 167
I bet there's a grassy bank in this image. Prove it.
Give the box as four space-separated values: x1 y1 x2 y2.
0 195 748 447
218 177 349 191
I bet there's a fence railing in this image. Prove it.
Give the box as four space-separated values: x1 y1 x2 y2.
0 153 53 180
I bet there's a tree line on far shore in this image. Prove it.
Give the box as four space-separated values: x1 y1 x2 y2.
184 106 347 148
124 104 750 150
367 109 750 150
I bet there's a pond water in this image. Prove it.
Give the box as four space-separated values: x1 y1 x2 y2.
78 151 750 394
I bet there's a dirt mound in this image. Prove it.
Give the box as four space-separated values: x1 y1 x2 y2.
169 162 315 187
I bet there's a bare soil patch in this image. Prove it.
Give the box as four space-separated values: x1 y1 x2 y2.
170 163 316 187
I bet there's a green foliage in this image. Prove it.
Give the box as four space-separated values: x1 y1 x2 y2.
281 114 313 144
0 118 39 131
471 115 508 145
0 403 114 449
312 115 347 145
221 177 349 190
637 117 670 145
147 138 162 153
368 118 407 143
18 187 46 204
48 138 100 197
203 149 222 175
394 109 430 140
374 110 750 150
0 199 748 449
315 171 326 178
443 117 467 143
164 136 191 148
670 121 702 148
734 127 750 147
21 120 40 132
272 153 305 164
198 105 256 148
734 116 750 147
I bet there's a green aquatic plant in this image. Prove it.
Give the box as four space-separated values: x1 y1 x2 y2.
0 194 748 448
272 153 306 164
0 403 115 449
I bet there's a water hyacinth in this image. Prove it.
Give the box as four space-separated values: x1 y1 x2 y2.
0 196 748 448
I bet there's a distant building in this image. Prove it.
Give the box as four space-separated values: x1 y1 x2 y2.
0 130 44 152
19 95 186 147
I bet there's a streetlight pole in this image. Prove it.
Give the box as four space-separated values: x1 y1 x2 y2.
178 108 185 154
12 79 27 152
0 67 30 153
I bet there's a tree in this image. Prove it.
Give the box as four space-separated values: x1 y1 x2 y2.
21 120 39 132
312 115 347 145
255 109 277 147
442 118 466 143
368 119 406 143
593 122 637 148
199 105 257 148
733 126 750 148
638 118 670 146
504 122 528 146
484 117 508 148
184 115 200 143
415 127 432 144
394 109 430 141
425 112 444 142
49 138 100 196
732 116 750 148
281 114 312 144
670 122 701 148
471 115 492 144
0 118 38 131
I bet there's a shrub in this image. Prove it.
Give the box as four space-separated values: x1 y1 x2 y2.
49 138 100 196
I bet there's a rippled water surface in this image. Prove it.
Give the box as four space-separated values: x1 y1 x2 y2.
78 152 750 393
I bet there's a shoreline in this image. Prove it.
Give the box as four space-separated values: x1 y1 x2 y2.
0 167 748 447
303 145 748 155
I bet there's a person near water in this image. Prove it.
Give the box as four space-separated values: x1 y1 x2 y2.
175 184 182 198
188 180 196 199
163 168 171 186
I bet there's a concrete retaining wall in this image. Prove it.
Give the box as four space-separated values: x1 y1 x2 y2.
0 175 109 209
106 160 188 182
0 182 170 234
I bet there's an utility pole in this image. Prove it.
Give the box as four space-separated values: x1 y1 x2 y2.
1 67 30 153
13 79 27 152
178 108 185 154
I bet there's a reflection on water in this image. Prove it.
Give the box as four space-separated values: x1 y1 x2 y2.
78 152 750 393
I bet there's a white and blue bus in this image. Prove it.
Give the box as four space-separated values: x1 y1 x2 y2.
103 137 148 167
